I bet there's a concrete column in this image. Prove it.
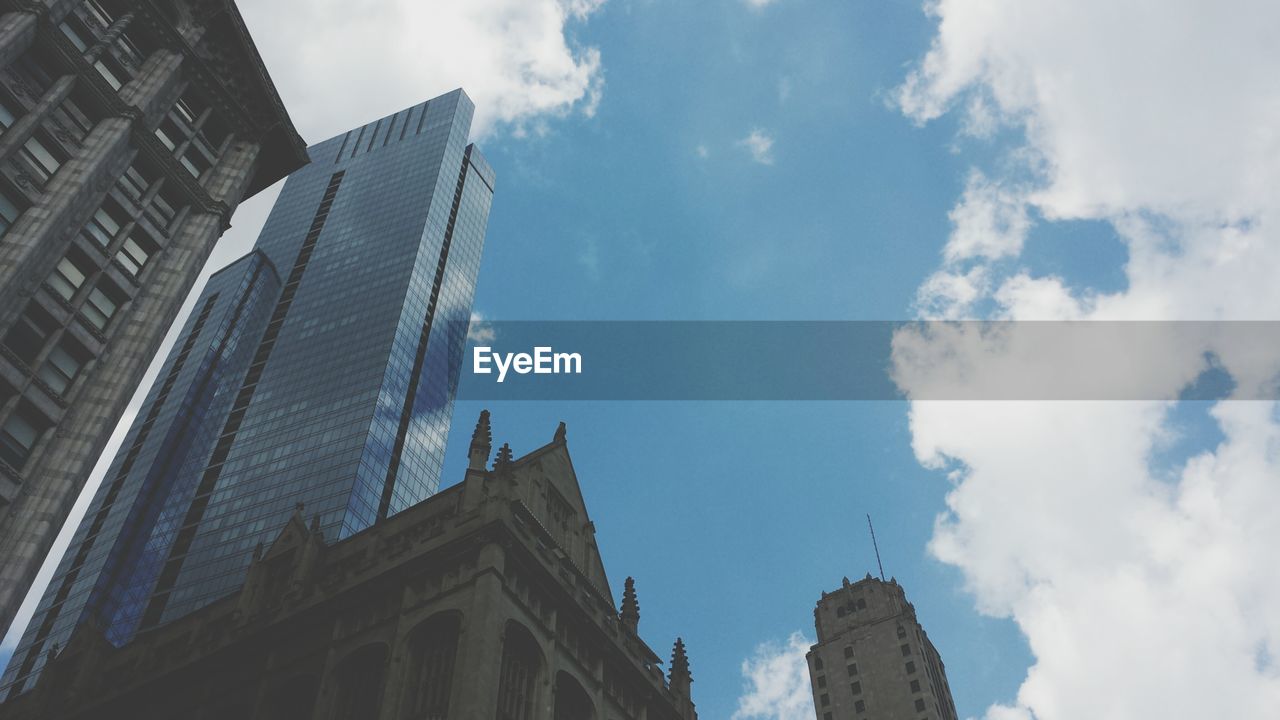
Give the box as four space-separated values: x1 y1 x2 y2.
118 48 183 130
449 544 507 720
0 75 76 163
0 46 185 328
0 117 132 329
0 12 37 70
203 139 258 209
0 137 252 642
0 202 223 637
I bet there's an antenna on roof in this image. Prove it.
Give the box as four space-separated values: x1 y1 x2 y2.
867 514 886 581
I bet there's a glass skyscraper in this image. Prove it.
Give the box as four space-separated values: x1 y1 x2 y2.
1 88 495 696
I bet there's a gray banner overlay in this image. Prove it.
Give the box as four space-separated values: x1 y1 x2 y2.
451 321 1278 400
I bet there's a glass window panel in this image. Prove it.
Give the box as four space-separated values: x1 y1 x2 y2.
0 97 15 129
0 411 40 467
94 60 122 90
59 22 87 51
0 188 21 237
84 287 118 330
22 136 61 179
50 257 87 300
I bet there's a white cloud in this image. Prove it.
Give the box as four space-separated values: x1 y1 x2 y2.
238 0 607 140
466 311 496 343
944 171 1030 263
732 633 816 720
743 0 782 8
894 0 1280 718
738 129 776 165
696 143 710 159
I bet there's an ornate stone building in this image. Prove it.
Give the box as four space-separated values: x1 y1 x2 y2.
0 0 307 634
806 576 957 720
0 412 700 720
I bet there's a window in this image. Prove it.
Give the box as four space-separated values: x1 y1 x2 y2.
824 714 833 720
898 625 908 638
404 615 459 719
0 405 48 470
154 121 178 151
48 252 91 301
3 304 57 364
901 643 912 656
19 134 62 182
115 235 155 277
816 675 826 689
813 657 823 671
911 679 921 693
906 660 917 674
0 96 15 129
820 694 830 707
855 699 866 713
916 699 928 712
82 282 124 331
0 186 24 238
837 606 847 617
146 189 178 229
844 646 854 659
857 598 867 610
850 681 862 695
37 340 88 395
847 663 858 675
94 56 128 90
179 148 210 179
82 204 123 248
59 21 88 51
497 623 540 720
117 164 152 201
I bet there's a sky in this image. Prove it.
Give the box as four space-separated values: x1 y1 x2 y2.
8 1 1280 718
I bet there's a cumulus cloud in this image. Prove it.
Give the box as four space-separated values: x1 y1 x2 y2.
466 312 496 343
739 129 776 165
894 0 1280 718
239 0 607 140
944 171 1030 263
732 633 816 720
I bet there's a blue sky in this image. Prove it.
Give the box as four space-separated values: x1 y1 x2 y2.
434 1 1034 716
12 1 1280 719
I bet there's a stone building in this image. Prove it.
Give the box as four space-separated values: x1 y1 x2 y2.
0 0 307 634
0 412 700 720
806 575 957 720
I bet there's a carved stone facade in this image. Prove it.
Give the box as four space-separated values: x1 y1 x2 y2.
0 412 699 720
806 576 957 720
0 0 307 636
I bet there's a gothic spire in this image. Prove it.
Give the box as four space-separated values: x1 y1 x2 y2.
620 576 640 632
669 637 692 692
469 410 492 470
493 442 514 474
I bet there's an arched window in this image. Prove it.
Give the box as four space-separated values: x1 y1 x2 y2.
496 622 542 720
553 671 595 720
332 644 388 720
404 613 461 719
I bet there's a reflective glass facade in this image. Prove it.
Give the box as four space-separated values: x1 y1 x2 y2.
2 89 494 696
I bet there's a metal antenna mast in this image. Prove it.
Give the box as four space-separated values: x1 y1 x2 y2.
867 514 886 581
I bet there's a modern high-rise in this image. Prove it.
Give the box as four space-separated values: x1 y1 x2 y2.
0 0 307 636
806 575 958 720
0 88 494 696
